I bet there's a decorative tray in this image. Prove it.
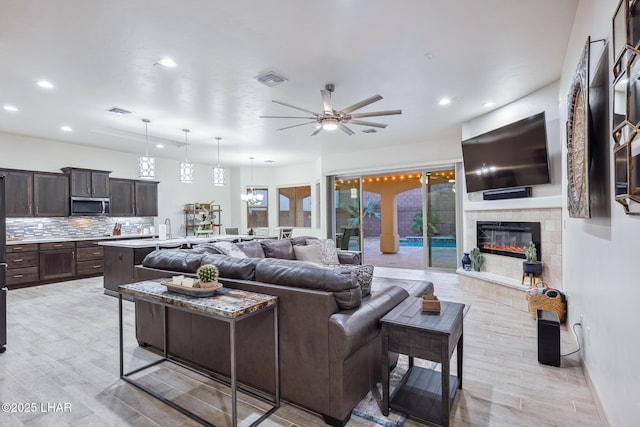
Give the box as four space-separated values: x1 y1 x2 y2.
161 280 222 297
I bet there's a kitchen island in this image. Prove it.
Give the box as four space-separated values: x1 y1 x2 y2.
100 234 275 297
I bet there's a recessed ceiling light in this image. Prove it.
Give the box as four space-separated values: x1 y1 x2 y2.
264 159 275 163
157 57 177 68
3 105 18 112
37 80 55 89
439 98 451 106
482 101 495 107
424 52 434 60
155 144 164 148
60 125 72 132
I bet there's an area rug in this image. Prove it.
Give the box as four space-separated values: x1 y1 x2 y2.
351 304 470 427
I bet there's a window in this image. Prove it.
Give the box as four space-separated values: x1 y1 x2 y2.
278 185 312 227
246 188 268 228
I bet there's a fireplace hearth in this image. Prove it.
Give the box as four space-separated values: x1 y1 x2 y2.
476 221 541 259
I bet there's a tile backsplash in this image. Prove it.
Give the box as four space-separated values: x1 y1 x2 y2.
6 217 155 239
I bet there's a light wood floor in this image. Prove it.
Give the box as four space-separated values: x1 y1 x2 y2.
0 269 602 427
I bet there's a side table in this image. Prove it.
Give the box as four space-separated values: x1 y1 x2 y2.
381 298 464 427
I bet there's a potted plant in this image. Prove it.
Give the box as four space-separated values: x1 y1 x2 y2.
470 247 484 272
196 264 220 288
523 241 542 275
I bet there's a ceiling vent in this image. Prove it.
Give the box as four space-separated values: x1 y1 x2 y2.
254 71 288 87
107 107 133 115
362 128 378 133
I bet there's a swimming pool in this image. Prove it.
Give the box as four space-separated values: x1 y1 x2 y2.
399 239 456 248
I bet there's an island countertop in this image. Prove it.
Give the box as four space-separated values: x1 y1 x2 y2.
6 234 157 245
97 234 264 248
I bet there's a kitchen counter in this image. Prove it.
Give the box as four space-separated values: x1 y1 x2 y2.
98 234 252 249
6 234 157 245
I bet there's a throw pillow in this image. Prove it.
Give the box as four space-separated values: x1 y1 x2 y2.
306 238 340 265
293 244 324 263
331 264 374 297
212 241 248 259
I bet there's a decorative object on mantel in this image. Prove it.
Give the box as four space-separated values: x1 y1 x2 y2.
527 282 566 323
241 157 264 206
196 264 220 288
567 36 591 218
213 136 225 186
469 247 484 272
138 118 155 179
179 128 194 183
421 294 441 313
522 241 543 285
461 252 472 271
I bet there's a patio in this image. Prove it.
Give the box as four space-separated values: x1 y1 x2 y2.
360 237 458 270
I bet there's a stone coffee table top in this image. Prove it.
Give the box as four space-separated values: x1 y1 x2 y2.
119 280 277 319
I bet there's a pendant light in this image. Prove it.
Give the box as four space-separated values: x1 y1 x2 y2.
179 128 194 183
241 157 264 206
138 118 155 179
213 136 225 186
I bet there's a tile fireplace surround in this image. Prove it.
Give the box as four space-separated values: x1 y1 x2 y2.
460 208 562 311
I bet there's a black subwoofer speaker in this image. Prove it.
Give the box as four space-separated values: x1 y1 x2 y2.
537 309 560 367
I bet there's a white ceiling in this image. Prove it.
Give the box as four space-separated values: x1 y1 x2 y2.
0 0 579 168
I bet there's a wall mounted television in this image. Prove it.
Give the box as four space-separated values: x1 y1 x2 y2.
461 112 551 193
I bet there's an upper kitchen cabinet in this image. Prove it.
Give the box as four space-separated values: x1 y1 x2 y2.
109 179 135 216
134 181 158 217
2 170 33 217
33 173 69 216
62 168 110 198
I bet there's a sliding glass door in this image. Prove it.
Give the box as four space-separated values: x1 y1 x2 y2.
333 177 362 252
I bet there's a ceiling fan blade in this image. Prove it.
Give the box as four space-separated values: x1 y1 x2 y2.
340 95 383 114
272 100 319 116
346 119 388 128
348 109 402 119
321 90 333 114
338 124 355 136
277 121 317 131
260 115 317 119
311 127 322 136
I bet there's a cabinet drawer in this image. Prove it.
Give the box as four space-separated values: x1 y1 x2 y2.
76 260 104 275
76 240 102 248
6 267 39 285
40 241 75 251
77 246 104 261
7 243 39 253
7 252 39 269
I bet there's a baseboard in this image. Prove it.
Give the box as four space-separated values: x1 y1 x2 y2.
581 360 611 427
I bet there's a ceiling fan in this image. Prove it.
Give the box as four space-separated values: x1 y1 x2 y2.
260 83 402 136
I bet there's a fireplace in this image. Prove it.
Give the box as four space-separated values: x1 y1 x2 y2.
476 221 541 259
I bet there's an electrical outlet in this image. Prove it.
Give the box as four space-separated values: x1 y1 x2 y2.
37 223 43 229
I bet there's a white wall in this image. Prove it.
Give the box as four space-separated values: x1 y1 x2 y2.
0 131 232 237
561 1 640 425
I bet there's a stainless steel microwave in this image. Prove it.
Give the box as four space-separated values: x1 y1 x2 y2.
70 197 110 216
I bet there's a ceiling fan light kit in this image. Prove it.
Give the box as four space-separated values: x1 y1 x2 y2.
260 83 402 136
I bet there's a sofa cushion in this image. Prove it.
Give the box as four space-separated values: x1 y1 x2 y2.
292 244 323 263
260 239 296 260
141 250 205 273
290 236 317 246
190 243 223 255
200 254 259 280
331 264 374 297
306 238 340 265
235 240 265 258
255 258 361 309
211 241 248 258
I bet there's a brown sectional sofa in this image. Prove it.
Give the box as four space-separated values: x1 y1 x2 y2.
132 237 433 426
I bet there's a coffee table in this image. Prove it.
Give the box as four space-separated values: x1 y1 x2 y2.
381 298 464 426
119 280 279 427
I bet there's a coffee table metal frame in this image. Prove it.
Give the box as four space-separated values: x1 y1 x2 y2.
118 285 279 427
381 298 464 427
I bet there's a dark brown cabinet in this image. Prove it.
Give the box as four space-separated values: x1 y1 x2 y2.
2 170 33 217
103 245 154 296
62 168 110 198
76 240 104 275
6 243 39 286
134 181 158 217
33 173 69 217
39 241 76 281
109 179 135 216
